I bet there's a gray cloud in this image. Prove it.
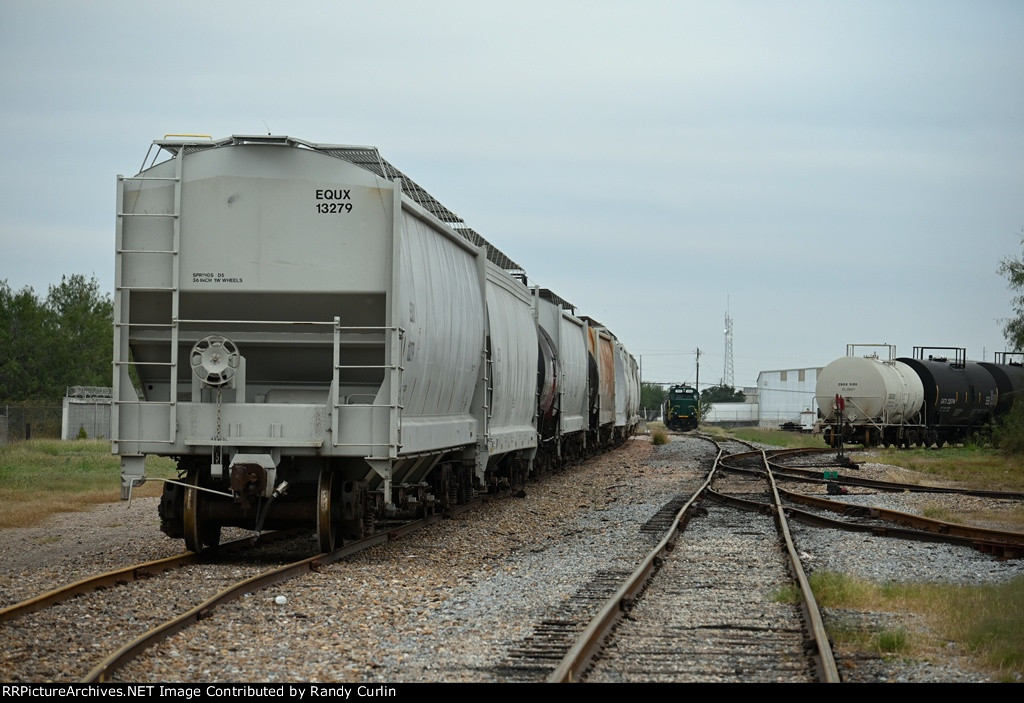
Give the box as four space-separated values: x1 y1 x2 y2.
1 0 1022 388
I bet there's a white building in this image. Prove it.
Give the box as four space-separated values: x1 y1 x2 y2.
703 401 758 425
756 368 821 429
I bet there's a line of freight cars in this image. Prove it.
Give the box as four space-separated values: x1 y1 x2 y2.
113 134 641 553
815 345 1024 448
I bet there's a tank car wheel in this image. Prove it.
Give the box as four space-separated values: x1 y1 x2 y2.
317 468 343 552
183 471 221 554
823 428 835 448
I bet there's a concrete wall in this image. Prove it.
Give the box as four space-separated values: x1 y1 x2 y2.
61 398 112 440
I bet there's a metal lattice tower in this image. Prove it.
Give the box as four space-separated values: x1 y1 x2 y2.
723 305 734 388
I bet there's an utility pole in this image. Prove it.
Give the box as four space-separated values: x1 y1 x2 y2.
695 347 701 421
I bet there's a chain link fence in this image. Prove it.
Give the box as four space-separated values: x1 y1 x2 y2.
1 403 64 444
1 388 115 445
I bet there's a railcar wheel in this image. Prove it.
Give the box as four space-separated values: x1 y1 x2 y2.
432 466 453 512
823 428 836 448
183 471 221 554
317 468 343 552
340 480 369 540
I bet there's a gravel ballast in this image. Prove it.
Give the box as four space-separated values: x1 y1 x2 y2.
1 435 1021 683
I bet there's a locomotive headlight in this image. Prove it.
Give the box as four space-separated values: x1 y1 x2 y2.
190 334 240 387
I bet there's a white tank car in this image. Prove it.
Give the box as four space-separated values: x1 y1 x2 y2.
816 354 924 423
815 349 925 447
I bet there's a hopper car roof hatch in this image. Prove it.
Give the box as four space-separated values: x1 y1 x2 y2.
144 134 524 274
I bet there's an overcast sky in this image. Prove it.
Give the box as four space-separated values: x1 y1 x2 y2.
2 0 1022 391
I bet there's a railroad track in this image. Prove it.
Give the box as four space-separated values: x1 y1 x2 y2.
721 444 1024 558
1 533 312 682
0 507 464 683
3 435 1019 682
515 435 1021 683
542 436 838 683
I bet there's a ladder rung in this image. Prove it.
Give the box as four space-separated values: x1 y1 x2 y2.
115 322 175 328
118 212 177 218
114 360 175 367
112 437 176 445
117 285 177 292
117 249 177 254
113 400 175 406
120 176 179 182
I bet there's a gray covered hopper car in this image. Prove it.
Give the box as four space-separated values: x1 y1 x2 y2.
114 135 640 552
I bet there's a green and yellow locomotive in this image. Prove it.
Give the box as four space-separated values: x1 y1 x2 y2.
662 384 699 431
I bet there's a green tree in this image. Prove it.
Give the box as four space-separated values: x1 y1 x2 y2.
993 403 1024 455
0 275 113 401
1000 232 1024 351
640 382 666 419
698 393 714 425
45 275 114 393
996 234 1024 455
0 282 50 399
700 384 746 403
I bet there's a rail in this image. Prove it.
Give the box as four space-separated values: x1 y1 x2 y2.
758 448 840 683
550 434 841 683
546 447 719 682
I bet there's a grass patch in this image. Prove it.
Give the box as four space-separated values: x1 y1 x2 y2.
810 571 1024 679
726 426 833 449
650 427 669 445
0 439 177 528
940 577 1024 675
773 583 801 604
921 504 955 521
855 445 1024 491
874 628 911 654
811 570 881 608
826 617 877 651
716 427 1024 494
697 425 728 441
